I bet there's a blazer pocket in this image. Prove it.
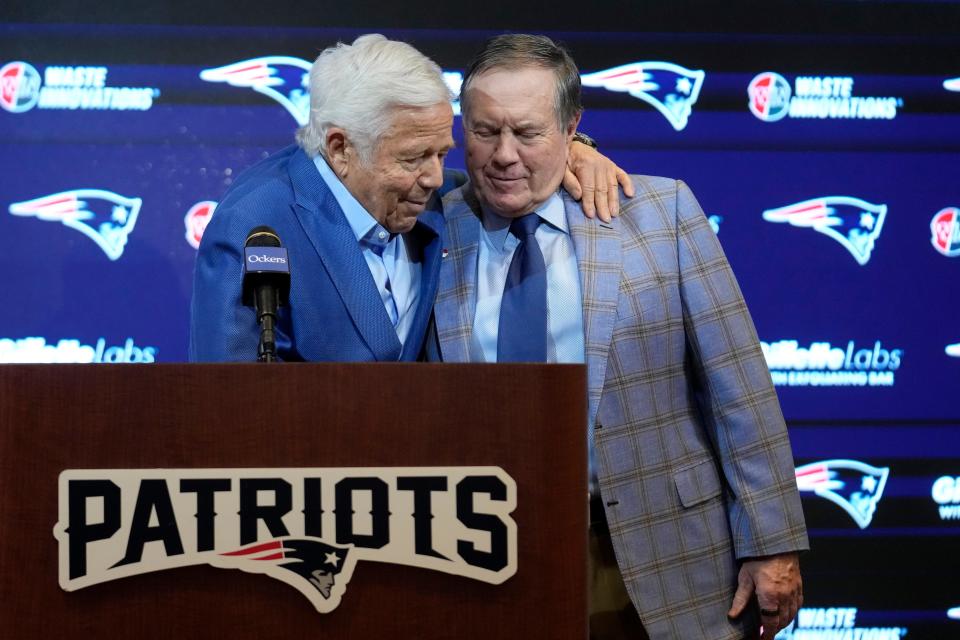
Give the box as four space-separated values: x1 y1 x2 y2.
674 459 723 508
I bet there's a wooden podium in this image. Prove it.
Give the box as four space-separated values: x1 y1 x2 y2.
0 363 587 639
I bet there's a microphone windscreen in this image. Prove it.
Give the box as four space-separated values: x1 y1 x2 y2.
245 225 282 248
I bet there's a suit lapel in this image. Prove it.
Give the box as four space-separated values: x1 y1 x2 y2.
564 192 621 425
399 206 444 361
288 150 402 361
434 187 482 363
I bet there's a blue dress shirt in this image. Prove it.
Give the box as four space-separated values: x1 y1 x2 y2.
471 191 585 365
313 155 420 348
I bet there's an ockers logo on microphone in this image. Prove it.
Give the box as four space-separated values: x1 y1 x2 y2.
747 72 903 122
55 467 517 613
760 339 903 387
0 61 159 113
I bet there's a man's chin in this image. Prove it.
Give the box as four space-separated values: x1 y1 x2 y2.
384 211 420 234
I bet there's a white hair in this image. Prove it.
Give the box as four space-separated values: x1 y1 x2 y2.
296 34 452 164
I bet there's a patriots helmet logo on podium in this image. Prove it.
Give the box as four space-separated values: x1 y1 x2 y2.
216 537 356 612
200 56 312 125
581 61 705 131
795 459 889 529
762 196 887 265
9 189 142 261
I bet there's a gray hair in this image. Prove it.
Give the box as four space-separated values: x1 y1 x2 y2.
461 33 582 129
296 34 452 164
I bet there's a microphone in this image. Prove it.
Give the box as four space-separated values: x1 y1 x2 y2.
242 226 290 362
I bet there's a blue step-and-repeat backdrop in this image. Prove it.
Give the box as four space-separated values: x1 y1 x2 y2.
2 5 958 637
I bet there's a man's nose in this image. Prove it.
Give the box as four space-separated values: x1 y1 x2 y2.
491 133 520 166
418 154 445 190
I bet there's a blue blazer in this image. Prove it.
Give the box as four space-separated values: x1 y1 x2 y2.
189 145 463 362
434 179 808 639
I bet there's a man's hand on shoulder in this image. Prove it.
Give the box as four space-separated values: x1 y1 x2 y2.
563 140 635 223
728 551 803 640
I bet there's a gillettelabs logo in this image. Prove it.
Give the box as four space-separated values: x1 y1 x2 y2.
932 476 960 521
200 56 466 124
795 460 889 529
0 61 159 113
185 201 217 250
762 196 887 265
55 467 517 613
580 61 705 131
747 72 903 122
9 189 141 260
931 207 960 257
761 339 902 387
0 337 157 363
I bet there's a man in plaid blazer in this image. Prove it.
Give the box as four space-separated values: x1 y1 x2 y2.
431 35 808 639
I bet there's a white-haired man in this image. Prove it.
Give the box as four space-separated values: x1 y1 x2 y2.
432 34 808 639
191 34 628 362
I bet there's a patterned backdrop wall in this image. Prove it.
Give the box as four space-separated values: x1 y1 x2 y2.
2 3 959 637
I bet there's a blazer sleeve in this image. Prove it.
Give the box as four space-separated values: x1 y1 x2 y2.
674 180 809 559
188 202 294 362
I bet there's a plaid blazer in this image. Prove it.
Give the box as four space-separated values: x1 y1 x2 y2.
434 178 809 640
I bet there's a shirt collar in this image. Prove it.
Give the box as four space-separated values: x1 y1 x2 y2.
480 191 567 252
313 153 386 244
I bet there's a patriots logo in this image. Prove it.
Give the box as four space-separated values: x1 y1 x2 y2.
184 200 217 250
200 57 312 125
945 77 960 92
795 459 889 529
762 196 887 265
9 189 142 260
581 61 705 131
215 537 356 612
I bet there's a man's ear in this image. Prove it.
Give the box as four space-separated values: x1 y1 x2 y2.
565 113 583 141
324 128 351 178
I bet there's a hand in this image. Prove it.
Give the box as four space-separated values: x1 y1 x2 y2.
563 140 635 223
728 552 802 640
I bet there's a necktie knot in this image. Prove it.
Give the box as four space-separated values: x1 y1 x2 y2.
509 213 541 240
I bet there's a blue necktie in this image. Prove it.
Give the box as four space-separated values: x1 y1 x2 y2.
497 213 547 362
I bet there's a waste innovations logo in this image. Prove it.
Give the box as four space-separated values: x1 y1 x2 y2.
9 189 141 260
774 607 908 639
932 476 960 521
931 207 960 257
0 61 159 113
0 337 157 363
199 56 465 124
748 72 903 122
762 196 886 265
761 339 902 387
55 467 517 613
795 460 889 529
580 61 705 131
184 201 217 250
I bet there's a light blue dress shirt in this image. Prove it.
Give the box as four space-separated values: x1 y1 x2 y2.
472 191 597 498
471 191 585 365
313 155 420 348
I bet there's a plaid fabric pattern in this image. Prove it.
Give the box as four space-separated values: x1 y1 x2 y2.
436 178 809 639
